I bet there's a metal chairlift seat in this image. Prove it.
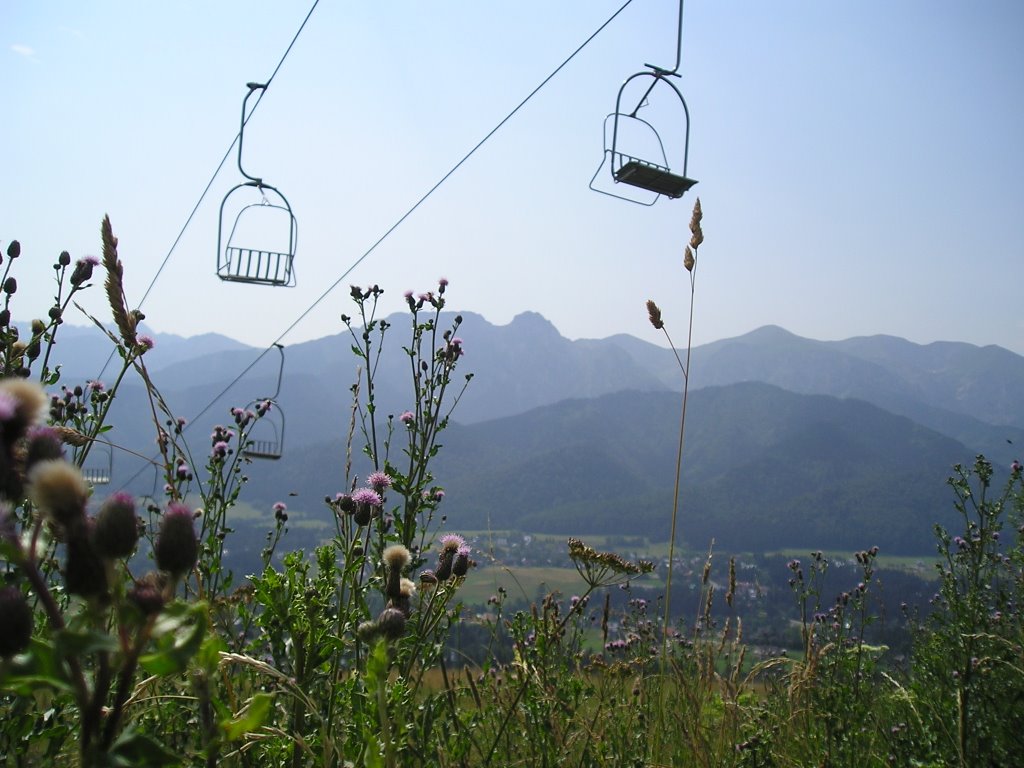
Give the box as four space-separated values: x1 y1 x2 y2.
216 82 298 287
591 68 697 205
218 188 297 286
240 344 286 460
82 444 113 486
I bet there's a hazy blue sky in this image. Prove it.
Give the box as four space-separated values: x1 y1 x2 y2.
4 1 1023 356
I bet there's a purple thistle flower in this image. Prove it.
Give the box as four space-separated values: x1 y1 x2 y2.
351 488 382 507
137 335 156 351
211 441 230 459
368 471 393 492
399 410 414 425
87 380 105 392
439 533 465 552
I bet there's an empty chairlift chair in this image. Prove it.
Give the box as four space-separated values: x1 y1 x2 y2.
217 82 298 287
589 68 698 205
589 0 698 205
81 442 113 486
241 344 286 461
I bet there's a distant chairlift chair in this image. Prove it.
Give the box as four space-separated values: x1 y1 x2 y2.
217 82 298 287
241 344 286 461
81 442 113 486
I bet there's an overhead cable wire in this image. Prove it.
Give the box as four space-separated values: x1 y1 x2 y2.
116 0 635 488
96 0 320 381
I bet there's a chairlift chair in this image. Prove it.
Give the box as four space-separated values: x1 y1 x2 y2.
589 68 698 205
81 443 113 486
241 344 286 460
217 82 298 287
589 0 697 204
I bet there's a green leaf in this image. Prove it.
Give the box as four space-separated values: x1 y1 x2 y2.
220 692 274 741
55 627 119 657
139 601 208 676
104 729 181 767
0 638 73 695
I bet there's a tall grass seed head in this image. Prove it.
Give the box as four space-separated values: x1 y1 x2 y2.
646 300 664 330
155 502 198 578
94 491 140 559
28 459 88 529
0 586 33 657
684 245 695 272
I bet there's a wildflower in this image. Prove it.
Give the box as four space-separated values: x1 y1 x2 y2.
93 491 139 559
65 518 109 599
399 410 414 425
273 502 288 523
86 380 104 392
1012 459 1022 474
0 390 15 422
351 487 381 526
0 587 33 657
29 459 88 529
383 544 411 570
439 533 465 552
24 426 65 467
377 606 407 641
453 545 471 577
567 538 654 589
127 575 165 618
155 502 198 578
368 471 392 492
384 544 411 599
211 440 230 459
0 379 48 439
69 255 100 286
136 335 155 353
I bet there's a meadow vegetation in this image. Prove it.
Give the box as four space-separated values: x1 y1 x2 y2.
0 209 1022 766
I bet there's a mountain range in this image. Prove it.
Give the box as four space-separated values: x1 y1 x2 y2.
41 313 1024 557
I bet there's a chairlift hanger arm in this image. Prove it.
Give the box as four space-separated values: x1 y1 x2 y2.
237 82 269 183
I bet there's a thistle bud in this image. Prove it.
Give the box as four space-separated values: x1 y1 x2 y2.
453 546 471 578
24 426 65 468
3 277 16 295
6 241 21 261
65 519 109 599
376 606 407 641
0 587 32 657
28 459 88 529
127 573 166 618
155 502 198 578
435 549 454 581
94 491 139 559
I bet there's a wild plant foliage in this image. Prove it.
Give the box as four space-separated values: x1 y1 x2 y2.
0 209 1022 767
